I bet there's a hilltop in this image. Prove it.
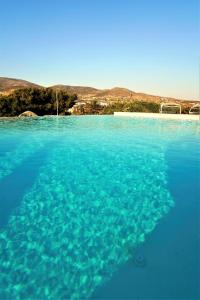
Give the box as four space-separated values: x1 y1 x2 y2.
0 77 42 94
51 85 99 96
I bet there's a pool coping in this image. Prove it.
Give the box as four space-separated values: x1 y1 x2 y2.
114 112 200 121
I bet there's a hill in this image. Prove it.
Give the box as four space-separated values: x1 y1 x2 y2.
51 85 98 96
0 77 197 104
50 85 193 104
0 77 42 94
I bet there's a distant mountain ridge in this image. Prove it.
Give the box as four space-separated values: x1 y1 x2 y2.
50 85 195 104
0 77 41 93
51 85 99 96
0 77 196 103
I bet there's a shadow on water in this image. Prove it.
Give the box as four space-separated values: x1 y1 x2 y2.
91 140 200 300
0 148 48 229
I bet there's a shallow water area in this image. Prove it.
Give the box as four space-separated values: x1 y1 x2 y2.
0 116 199 299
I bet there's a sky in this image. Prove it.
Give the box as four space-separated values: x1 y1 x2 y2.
0 0 199 100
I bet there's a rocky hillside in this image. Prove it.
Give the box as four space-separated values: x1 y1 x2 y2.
50 85 194 104
0 77 42 94
51 85 98 96
0 77 197 104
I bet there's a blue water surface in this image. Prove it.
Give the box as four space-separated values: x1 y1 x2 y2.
0 116 199 300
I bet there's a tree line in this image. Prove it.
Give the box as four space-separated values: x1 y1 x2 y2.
0 88 77 117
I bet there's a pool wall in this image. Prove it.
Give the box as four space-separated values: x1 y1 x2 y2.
114 112 200 121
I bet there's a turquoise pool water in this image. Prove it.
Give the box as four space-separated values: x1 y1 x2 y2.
0 116 199 300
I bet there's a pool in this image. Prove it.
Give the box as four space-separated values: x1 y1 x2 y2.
0 116 199 300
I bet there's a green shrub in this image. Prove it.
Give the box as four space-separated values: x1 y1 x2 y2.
102 101 160 114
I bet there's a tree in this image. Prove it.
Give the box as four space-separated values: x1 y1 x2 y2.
0 88 77 117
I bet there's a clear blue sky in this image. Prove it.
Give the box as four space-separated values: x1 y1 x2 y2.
0 0 198 100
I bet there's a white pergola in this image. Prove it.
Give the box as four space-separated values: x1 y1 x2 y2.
160 103 181 114
189 104 200 115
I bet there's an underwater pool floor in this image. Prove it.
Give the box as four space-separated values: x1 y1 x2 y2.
0 116 199 300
